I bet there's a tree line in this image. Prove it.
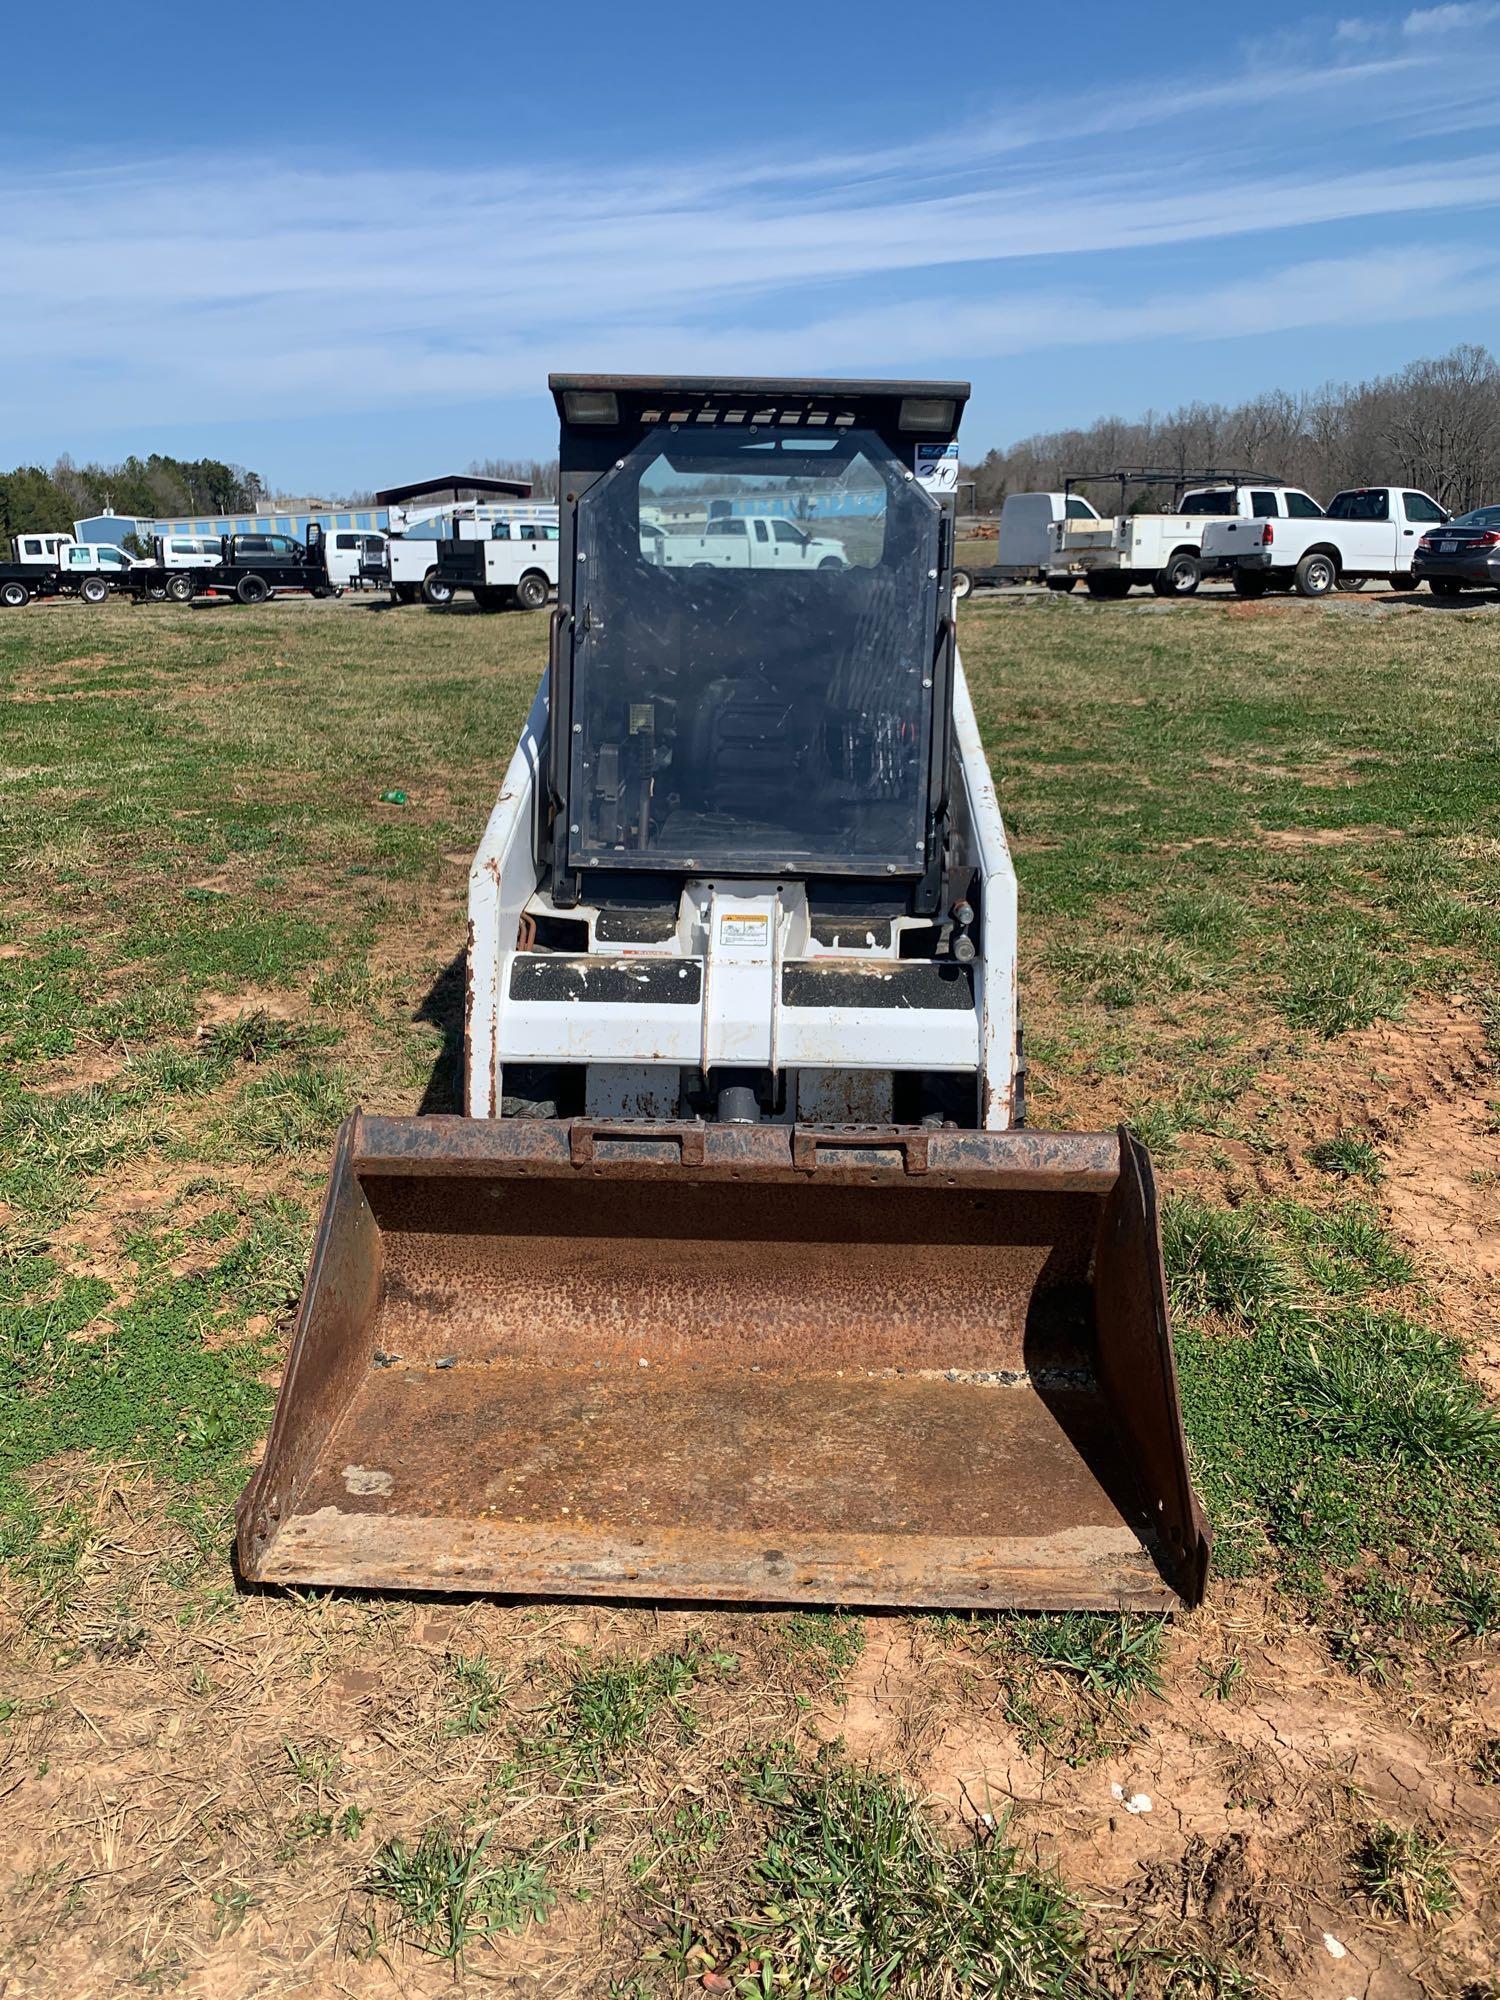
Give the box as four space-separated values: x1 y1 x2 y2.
0 454 265 549
468 456 561 501
963 345 1500 516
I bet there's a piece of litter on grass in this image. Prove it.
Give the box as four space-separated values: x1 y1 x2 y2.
1322 1933 1347 1960
1110 1784 1153 1814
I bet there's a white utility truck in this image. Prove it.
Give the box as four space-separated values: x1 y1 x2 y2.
425 517 559 609
950 491 1103 598
1209 485 1450 597
1048 470 1311 598
382 502 559 603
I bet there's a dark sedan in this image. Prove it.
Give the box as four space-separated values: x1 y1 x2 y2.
1413 504 1500 596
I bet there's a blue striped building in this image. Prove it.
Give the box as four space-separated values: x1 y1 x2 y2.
73 504 388 545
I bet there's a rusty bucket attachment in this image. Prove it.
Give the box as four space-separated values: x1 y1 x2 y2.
237 1117 1209 1611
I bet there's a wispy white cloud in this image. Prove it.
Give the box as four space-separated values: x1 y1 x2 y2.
0 12 1495 448
1404 2 1500 31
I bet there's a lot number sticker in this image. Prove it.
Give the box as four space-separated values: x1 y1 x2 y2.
915 441 959 492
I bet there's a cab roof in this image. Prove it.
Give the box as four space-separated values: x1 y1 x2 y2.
549 374 970 434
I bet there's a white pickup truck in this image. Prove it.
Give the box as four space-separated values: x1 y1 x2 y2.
1209 486 1450 598
648 514 849 570
1050 480 1322 598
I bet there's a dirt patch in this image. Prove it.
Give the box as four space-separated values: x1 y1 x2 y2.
31 1049 126 1097
1379 1046 1500 1392
1258 826 1405 850
195 988 303 1033
1225 598 1305 621
807 1622 940 1767
7 685 144 703
913 1608 1500 1998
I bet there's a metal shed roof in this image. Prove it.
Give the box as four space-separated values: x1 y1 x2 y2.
374 473 533 506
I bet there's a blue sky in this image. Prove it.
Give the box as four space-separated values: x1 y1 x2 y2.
3 0 1499 492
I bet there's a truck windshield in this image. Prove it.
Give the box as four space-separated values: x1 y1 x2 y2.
568 425 941 876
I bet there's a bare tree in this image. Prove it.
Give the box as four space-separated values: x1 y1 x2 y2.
469 456 560 501
961 346 1500 515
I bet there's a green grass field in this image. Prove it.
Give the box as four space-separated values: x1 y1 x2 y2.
1 591 1497 1996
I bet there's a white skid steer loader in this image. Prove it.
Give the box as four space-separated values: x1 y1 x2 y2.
238 377 1209 1612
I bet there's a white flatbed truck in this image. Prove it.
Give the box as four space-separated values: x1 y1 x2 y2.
0 533 138 607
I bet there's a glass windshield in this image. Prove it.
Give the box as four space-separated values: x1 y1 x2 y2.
1328 490 1388 520
568 425 940 876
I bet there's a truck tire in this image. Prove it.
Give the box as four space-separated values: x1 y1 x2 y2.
817 555 845 570
1 580 30 609
392 583 418 606
1429 578 1464 598
80 575 110 604
1232 570 1269 599
951 568 973 601
1337 575 1366 593
1085 572 1131 600
167 572 194 602
473 587 504 612
516 571 549 611
1045 575 1078 593
1294 552 1336 598
1152 551 1201 597
236 574 270 605
1388 575 1418 592
423 573 455 606
147 583 169 601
